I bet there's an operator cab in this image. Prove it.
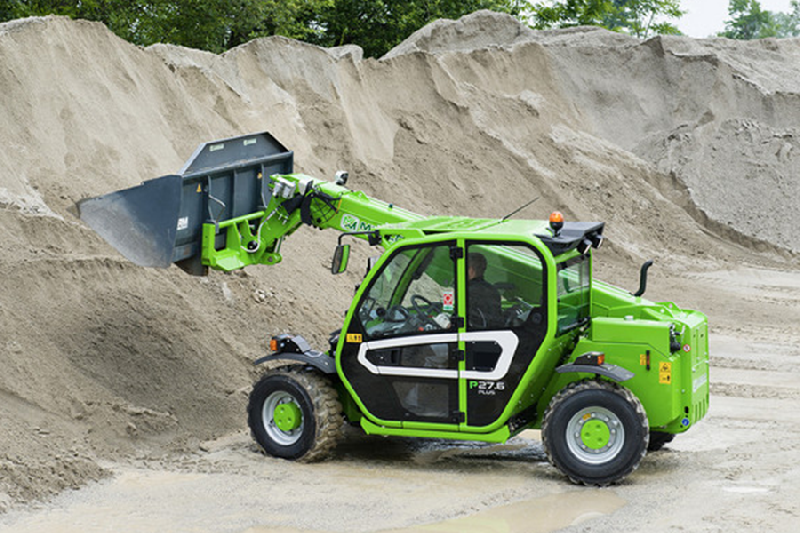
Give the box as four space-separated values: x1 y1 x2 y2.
332 214 603 431
337 234 551 428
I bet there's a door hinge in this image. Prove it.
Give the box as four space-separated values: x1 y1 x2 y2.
454 349 465 362
452 411 465 424
451 316 464 329
450 246 464 260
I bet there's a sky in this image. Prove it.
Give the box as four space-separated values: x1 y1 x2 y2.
677 0 795 38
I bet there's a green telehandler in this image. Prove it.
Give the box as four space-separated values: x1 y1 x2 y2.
78 132 709 485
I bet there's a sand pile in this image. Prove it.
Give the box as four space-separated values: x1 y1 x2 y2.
0 11 797 507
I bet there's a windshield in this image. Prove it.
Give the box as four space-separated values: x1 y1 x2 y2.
557 254 591 334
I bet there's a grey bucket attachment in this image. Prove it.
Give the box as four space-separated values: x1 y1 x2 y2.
78 132 294 275
78 175 182 268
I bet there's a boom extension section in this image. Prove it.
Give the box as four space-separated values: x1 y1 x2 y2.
77 132 419 276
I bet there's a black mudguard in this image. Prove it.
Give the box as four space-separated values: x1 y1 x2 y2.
555 363 634 382
254 352 336 374
255 334 336 374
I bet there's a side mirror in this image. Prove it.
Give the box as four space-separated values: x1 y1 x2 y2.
331 244 350 275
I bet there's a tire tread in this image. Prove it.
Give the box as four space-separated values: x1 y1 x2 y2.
248 365 343 462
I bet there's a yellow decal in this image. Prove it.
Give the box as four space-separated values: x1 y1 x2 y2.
196 184 202 193
659 362 672 384
640 354 648 366
346 333 362 343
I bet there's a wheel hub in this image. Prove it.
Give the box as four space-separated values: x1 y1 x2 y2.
566 407 625 464
273 402 302 431
580 417 611 450
262 390 305 446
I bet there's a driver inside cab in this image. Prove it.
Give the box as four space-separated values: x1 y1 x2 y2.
467 252 502 329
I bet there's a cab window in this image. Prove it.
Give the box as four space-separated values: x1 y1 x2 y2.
556 254 591 334
358 244 456 340
466 243 546 331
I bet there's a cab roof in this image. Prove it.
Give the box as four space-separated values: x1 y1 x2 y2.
377 216 605 256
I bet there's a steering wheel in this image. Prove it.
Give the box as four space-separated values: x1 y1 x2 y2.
410 294 442 328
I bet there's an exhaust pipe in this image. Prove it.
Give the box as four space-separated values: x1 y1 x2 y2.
632 260 654 297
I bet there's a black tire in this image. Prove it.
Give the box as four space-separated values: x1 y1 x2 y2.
542 381 649 486
247 366 343 462
648 431 675 452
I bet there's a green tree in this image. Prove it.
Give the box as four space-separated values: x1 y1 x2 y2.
772 0 800 37
307 1 528 57
2 1 336 53
3 1 144 44
529 0 613 29
529 0 682 36
603 0 683 38
720 0 778 39
0 0 530 56
0 1 20 20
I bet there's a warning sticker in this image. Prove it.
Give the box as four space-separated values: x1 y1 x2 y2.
442 291 454 312
346 333 362 343
659 361 672 384
639 354 648 366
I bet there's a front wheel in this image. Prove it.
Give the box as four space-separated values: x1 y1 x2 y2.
247 366 343 462
542 381 648 486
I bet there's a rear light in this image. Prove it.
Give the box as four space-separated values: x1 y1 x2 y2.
575 352 605 366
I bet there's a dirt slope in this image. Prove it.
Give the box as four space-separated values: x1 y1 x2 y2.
0 11 797 510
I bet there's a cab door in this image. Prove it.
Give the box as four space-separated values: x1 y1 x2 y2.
339 241 464 426
461 241 549 428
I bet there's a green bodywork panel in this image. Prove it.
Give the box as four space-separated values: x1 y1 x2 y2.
590 280 710 433
360 418 512 444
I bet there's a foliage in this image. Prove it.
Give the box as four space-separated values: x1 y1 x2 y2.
720 0 800 39
305 0 529 57
604 0 683 38
2 1 334 53
529 0 613 29
529 0 682 37
773 1 800 37
720 0 774 39
0 0 530 57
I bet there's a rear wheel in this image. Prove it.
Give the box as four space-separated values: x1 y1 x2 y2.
247 366 343 461
542 381 648 486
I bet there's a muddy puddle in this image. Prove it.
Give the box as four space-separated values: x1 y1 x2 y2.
387 491 625 533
